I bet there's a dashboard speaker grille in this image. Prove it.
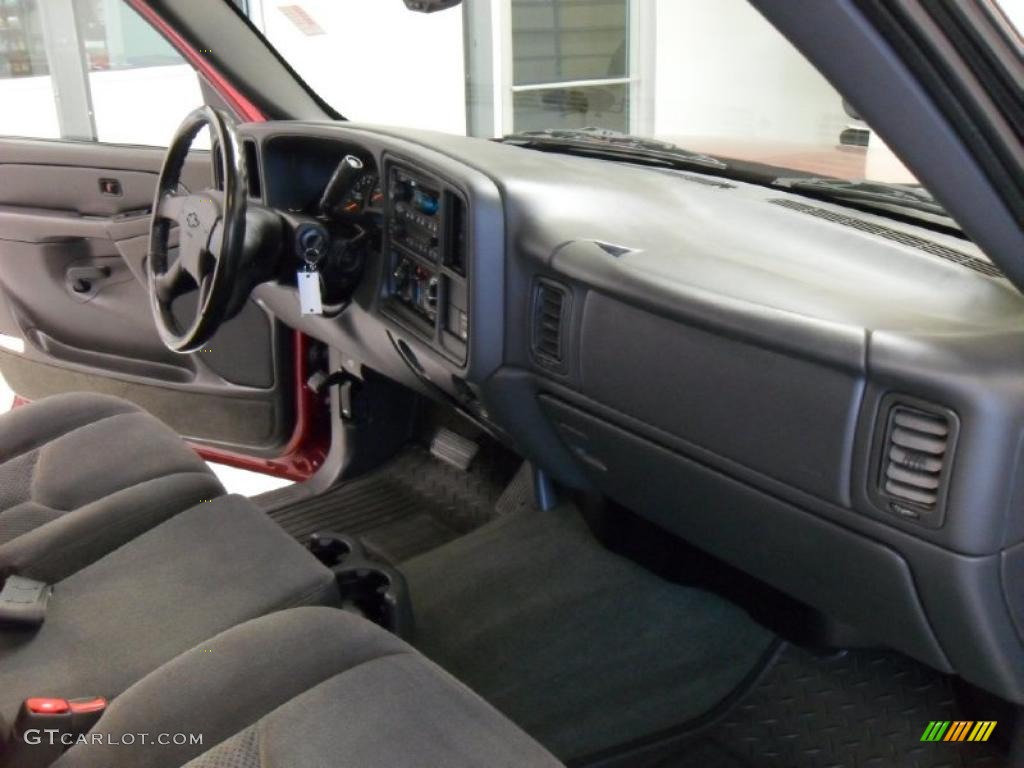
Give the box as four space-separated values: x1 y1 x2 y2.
879 404 953 519
531 279 570 370
655 169 736 189
768 198 1003 279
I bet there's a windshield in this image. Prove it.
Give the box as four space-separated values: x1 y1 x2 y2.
250 0 1023 191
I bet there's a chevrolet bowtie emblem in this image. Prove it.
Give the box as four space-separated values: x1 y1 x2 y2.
186 212 200 228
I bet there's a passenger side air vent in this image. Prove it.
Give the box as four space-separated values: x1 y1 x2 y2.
531 279 571 372
876 400 957 527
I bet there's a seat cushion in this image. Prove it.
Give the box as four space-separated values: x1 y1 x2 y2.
55 608 563 768
0 393 224 582
0 495 339 727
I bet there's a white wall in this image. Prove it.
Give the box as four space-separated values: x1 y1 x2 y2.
0 66 205 148
256 0 467 135
0 76 60 139
89 64 206 146
651 0 848 148
1002 0 1024 34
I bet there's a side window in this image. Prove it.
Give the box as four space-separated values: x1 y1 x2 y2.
0 0 60 139
0 0 205 146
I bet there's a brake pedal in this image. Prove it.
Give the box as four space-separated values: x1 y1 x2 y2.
430 428 478 471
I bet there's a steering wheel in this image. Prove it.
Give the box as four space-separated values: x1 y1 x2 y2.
148 106 247 353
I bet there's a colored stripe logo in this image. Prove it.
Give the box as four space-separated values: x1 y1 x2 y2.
921 721 997 742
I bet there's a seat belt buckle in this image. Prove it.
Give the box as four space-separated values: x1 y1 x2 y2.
0 576 51 627
18 696 107 731
6 697 108 766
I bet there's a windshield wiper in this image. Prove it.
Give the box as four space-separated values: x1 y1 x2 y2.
773 177 950 220
501 128 728 172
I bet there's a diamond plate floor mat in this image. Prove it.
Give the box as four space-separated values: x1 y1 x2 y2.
654 644 1012 768
255 443 521 563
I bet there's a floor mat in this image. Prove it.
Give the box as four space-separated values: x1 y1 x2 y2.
658 644 1011 768
255 444 520 562
403 504 776 763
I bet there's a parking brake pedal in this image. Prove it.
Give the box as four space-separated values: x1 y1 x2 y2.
430 428 478 471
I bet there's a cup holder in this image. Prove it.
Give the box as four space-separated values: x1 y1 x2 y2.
308 532 414 640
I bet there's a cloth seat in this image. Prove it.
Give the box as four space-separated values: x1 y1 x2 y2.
0 495 339 730
0 392 224 584
55 607 564 768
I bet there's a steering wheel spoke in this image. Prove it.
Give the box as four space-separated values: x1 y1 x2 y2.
200 249 220 282
156 190 186 222
207 219 225 266
153 259 189 304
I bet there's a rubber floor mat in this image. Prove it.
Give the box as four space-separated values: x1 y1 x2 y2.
657 644 1012 768
256 444 520 562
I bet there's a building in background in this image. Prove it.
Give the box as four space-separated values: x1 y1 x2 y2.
0 0 47 77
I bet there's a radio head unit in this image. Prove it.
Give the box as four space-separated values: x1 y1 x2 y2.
390 168 442 262
382 162 470 365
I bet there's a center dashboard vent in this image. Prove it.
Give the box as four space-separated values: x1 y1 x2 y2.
531 279 571 372
876 400 957 527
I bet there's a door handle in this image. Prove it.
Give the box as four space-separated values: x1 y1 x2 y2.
67 266 112 295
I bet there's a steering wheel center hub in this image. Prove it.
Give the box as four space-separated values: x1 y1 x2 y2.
179 194 221 276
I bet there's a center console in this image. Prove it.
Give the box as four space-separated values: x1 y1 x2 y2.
382 160 470 365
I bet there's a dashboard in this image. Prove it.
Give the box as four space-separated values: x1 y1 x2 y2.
241 121 1024 708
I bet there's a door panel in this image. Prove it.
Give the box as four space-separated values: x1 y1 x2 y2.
0 138 293 456
0 165 160 215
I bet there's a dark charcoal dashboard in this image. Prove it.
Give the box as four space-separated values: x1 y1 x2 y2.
241 121 1024 707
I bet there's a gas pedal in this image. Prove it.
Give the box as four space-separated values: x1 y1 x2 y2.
430 427 479 471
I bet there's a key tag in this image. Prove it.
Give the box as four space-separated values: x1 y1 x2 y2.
298 266 324 315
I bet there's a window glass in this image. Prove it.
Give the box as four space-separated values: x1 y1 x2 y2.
510 0 627 85
512 82 627 133
0 0 59 137
84 0 205 145
0 0 205 146
996 0 1024 37
255 0 921 186
258 0 467 135
510 0 629 132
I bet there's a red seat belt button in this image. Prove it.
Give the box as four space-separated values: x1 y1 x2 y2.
25 697 70 715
